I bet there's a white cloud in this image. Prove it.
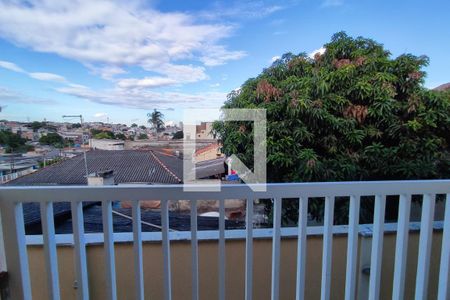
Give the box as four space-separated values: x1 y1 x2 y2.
0 60 25 73
322 0 344 7
200 1 284 20
199 45 246 66
94 112 108 118
308 47 326 59
271 56 281 63
29 72 67 83
0 86 55 104
117 77 177 89
0 0 245 85
56 85 227 110
0 60 69 83
90 65 127 80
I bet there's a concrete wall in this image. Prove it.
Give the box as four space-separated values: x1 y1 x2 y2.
89 139 124 150
26 231 443 300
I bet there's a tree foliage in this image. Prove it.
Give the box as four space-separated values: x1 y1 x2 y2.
172 130 184 139
39 133 72 148
213 32 450 223
27 121 46 131
0 130 31 152
147 109 165 132
93 132 114 139
137 133 148 140
90 129 124 140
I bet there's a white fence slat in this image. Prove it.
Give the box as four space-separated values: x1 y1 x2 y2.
102 200 117 300
40 202 61 300
132 201 144 300
71 201 89 300
245 198 254 300
437 194 450 300
368 195 386 300
218 198 226 300
161 200 172 300
271 198 282 300
14 202 32 300
296 197 308 300
392 194 411 300
191 199 199 300
320 196 335 300
415 194 436 300
344 195 360 300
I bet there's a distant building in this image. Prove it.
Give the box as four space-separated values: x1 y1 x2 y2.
195 122 215 140
0 154 39 183
89 138 125 150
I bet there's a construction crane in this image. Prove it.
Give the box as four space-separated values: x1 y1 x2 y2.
62 114 83 124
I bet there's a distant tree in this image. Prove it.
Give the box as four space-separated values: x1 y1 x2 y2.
94 132 114 139
139 125 146 130
39 133 64 148
137 133 148 140
90 128 102 135
147 109 165 132
213 32 450 224
114 133 127 140
28 121 46 132
90 129 114 139
131 123 138 128
39 157 63 168
172 131 184 139
71 123 82 129
0 130 28 152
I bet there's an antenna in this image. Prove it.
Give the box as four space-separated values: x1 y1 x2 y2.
84 150 89 177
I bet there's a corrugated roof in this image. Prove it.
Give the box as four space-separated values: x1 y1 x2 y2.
8 150 182 185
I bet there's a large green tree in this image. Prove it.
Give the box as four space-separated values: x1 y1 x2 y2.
214 32 450 223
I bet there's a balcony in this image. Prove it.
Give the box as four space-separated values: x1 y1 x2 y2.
0 180 449 300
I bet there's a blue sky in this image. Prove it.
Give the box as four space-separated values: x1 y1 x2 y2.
0 0 449 126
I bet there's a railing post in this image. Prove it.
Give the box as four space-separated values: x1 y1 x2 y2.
321 196 335 300
344 195 360 300
368 195 386 300
0 207 7 273
437 194 450 300
0 204 8 300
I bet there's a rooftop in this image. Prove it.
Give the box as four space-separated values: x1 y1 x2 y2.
8 150 183 185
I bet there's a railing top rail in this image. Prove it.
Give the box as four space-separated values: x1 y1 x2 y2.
0 179 449 203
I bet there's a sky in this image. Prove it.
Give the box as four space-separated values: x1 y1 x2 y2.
0 0 449 126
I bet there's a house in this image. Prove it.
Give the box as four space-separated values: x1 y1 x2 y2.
195 142 223 162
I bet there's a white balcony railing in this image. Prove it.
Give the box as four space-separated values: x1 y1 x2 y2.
0 180 449 300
